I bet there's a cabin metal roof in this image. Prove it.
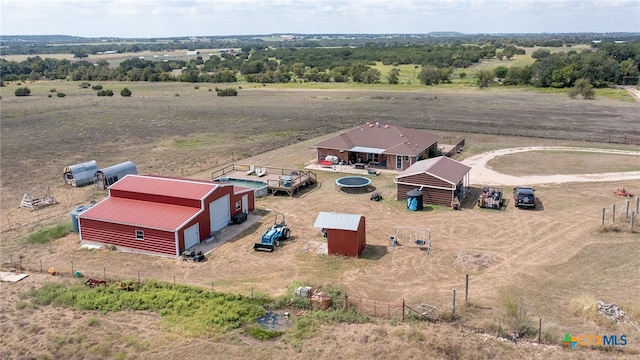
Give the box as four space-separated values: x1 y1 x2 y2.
396 156 471 185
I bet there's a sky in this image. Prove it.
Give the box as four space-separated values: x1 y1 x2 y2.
1 0 639 38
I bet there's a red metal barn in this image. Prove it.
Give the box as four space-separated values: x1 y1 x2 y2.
313 212 366 257
394 156 471 207
78 175 255 257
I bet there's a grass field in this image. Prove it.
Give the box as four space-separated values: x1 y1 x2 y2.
1 80 639 359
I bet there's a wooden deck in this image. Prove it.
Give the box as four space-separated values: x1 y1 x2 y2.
211 164 317 197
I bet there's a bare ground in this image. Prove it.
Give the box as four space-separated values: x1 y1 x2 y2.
1 83 639 359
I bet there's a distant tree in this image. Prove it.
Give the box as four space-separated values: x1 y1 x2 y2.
14 87 31 96
476 70 494 88
438 67 454 83
120 88 132 97
568 78 594 99
56 92 66 97
493 66 509 79
387 68 400 84
531 49 551 59
361 68 381 84
620 58 639 77
74 52 89 58
418 66 440 85
551 65 576 88
503 66 531 85
91 84 103 90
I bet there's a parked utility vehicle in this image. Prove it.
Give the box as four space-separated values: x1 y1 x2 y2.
477 186 504 209
513 187 536 208
254 213 291 252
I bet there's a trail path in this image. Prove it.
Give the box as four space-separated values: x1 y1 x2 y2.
462 146 640 186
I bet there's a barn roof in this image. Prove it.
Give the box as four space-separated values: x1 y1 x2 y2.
79 197 200 231
313 212 363 231
109 174 218 200
313 124 441 156
396 156 471 185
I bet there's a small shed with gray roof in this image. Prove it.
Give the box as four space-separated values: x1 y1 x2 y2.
313 212 366 257
394 156 471 207
63 160 99 187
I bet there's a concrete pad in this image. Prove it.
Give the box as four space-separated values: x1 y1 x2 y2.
191 213 263 255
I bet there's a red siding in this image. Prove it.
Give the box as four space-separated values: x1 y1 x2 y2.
327 217 366 257
80 218 176 256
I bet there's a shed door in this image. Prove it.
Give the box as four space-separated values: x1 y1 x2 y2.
242 195 248 214
184 223 200 249
209 194 230 232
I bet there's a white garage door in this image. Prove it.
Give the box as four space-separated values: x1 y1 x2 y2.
209 194 230 233
184 223 200 249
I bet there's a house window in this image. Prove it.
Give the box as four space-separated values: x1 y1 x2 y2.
366 153 379 164
396 155 402 169
135 230 144 240
235 200 241 211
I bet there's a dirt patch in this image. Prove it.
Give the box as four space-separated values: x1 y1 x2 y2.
453 253 496 272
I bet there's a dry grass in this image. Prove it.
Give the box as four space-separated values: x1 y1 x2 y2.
1 81 640 359
488 151 640 176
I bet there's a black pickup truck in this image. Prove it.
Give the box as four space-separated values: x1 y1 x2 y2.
513 187 536 208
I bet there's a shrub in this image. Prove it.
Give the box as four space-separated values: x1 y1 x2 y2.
120 88 132 97
97 89 114 97
91 85 103 90
79 82 91 89
216 88 238 97
569 78 595 100
49 88 56 92
194 86 199 90
57 92 66 98
15 87 31 96
48 94 52 98
498 287 533 338
246 325 282 340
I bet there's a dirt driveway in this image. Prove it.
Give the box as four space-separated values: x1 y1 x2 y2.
462 146 640 186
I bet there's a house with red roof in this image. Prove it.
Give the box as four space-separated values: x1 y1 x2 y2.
394 156 471 207
312 123 442 171
78 175 255 257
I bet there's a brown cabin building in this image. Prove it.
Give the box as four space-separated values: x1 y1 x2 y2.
312 123 441 171
395 156 471 207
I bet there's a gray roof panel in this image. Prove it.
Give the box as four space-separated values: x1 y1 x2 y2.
313 212 363 231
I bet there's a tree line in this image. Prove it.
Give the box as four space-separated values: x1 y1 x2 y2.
1 41 638 89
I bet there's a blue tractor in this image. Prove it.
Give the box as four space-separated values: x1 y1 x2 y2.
253 213 291 252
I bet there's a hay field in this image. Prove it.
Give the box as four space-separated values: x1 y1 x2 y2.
0 81 639 359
